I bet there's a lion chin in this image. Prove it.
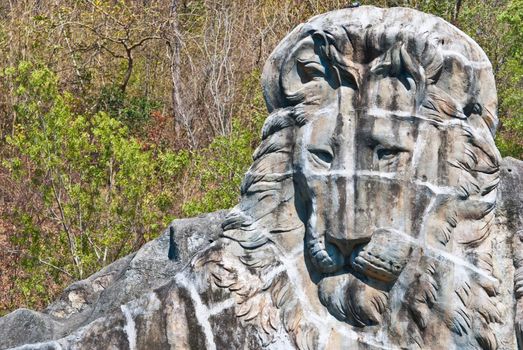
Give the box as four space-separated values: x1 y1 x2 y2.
312 228 415 326
318 272 389 327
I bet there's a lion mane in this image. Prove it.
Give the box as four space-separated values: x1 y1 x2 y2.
200 6 503 350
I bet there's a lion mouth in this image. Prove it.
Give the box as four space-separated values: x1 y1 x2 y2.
350 245 403 283
348 229 413 284
307 228 413 282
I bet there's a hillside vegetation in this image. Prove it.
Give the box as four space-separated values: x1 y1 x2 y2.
0 0 521 314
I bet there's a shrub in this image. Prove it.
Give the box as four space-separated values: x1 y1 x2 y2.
3 62 180 305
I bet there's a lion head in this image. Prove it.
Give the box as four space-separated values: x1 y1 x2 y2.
221 6 503 349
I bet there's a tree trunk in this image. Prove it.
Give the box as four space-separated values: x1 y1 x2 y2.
452 0 462 25
168 0 196 148
120 47 133 94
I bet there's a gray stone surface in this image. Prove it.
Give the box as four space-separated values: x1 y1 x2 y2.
0 210 226 350
1 6 522 350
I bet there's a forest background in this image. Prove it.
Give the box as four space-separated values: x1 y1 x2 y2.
0 0 521 314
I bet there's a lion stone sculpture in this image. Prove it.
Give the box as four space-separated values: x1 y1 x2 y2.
1 5 521 350
179 5 511 349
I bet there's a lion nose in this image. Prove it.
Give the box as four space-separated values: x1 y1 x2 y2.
324 183 373 255
326 205 373 256
326 230 373 256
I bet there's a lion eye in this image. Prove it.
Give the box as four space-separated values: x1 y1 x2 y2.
309 148 334 165
377 148 400 160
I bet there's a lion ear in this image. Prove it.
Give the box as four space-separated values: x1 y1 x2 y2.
279 29 357 104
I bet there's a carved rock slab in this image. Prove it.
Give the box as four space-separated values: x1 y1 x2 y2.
1 6 522 350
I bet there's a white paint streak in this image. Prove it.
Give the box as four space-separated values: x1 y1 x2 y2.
317 325 334 350
382 226 498 281
277 253 360 350
208 298 235 315
280 257 325 323
366 108 416 119
426 249 498 281
302 169 397 178
289 244 304 258
245 170 459 196
12 341 64 350
412 180 456 195
410 122 429 173
121 304 137 350
355 170 396 179
262 263 287 285
175 273 217 350
342 110 356 249
364 108 470 128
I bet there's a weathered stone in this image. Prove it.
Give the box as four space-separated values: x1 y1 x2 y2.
1 6 522 350
0 211 226 349
0 309 60 349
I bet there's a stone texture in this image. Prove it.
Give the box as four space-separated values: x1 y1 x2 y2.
1 6 522 350
0 211 226 350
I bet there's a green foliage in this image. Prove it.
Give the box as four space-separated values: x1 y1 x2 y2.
496 116 523 157
3 62 181 303
496 0 523 158
96 85 161 134
181 118 258 216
